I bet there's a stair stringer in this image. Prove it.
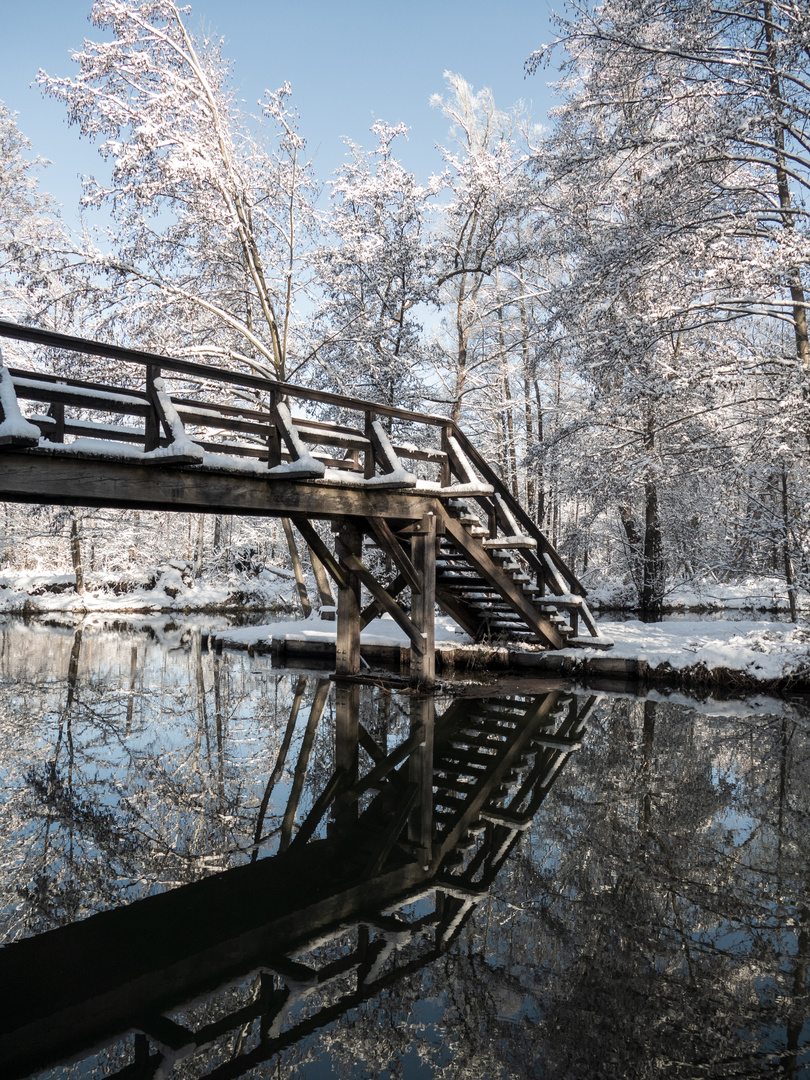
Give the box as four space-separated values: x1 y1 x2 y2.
435 507 564 649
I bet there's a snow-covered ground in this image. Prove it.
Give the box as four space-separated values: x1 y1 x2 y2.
566 618 810 683
587 574 804 615
212 613 472 649
212 612 810 687
0 564 296 615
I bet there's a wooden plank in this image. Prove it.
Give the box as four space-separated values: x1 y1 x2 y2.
335 521 363 676
410 512 437 686
0 453 439 520
11 379 151 417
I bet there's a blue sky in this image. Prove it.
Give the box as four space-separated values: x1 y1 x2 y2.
0 0 561 226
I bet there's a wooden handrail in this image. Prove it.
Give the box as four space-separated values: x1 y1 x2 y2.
0 320 448 428
451 426 586 597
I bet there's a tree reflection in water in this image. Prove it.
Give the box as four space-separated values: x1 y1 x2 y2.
0 617 808 1078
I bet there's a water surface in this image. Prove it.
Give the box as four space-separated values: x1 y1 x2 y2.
0 617 808 1078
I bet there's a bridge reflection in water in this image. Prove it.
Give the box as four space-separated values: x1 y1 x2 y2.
0 678 594 1079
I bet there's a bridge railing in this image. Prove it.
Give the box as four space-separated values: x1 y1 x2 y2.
0 319 587 602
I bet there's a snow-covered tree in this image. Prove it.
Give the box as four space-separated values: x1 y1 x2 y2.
311 121 440 407
39 0 316 379
431 74 538 426
527 0 810 615
0 102 73 326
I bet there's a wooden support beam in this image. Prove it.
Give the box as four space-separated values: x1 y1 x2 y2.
360 573 407 629
433 585 481 640
410 512 437 686
0 453 440 521
366 517 421 595
335 520 363 676
290 516 348 591
339 551 425 656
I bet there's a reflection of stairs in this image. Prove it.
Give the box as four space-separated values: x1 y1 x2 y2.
429 694 586 852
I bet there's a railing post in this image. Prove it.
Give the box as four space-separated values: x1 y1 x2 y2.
266 389 282 467
45 403 65 444
144 365 161 452
488 505 497 539
440 425 452 487
364 410 376 480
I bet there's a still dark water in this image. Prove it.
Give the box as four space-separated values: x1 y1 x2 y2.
0 616 809 1079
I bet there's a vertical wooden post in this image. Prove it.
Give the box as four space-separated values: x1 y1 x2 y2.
267 389 282 467
335 519 362 677
411 512 437 687
45 402 65 443
364 410 377 480
408 693 434 868
440 425 452 487
144 365 161 452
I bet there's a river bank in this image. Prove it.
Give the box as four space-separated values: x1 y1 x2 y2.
2 567 808 695
206 613 810 696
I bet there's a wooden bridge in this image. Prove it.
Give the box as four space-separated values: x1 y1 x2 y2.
0 320 603 682
0 684 595 1079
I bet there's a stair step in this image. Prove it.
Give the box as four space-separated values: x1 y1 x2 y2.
482 537 538 550
433 774 478 793
439 755 498 774
434 762 488 779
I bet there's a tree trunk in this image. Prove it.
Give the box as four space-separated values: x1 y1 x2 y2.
763 0 810 369
641 478 664 621
308 542 335 611
70 514 84 595
194 514 205 578
282 516 311 617
781 464 798 622
640 417 664 621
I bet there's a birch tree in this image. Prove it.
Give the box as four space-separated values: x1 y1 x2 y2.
39 0 315 380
